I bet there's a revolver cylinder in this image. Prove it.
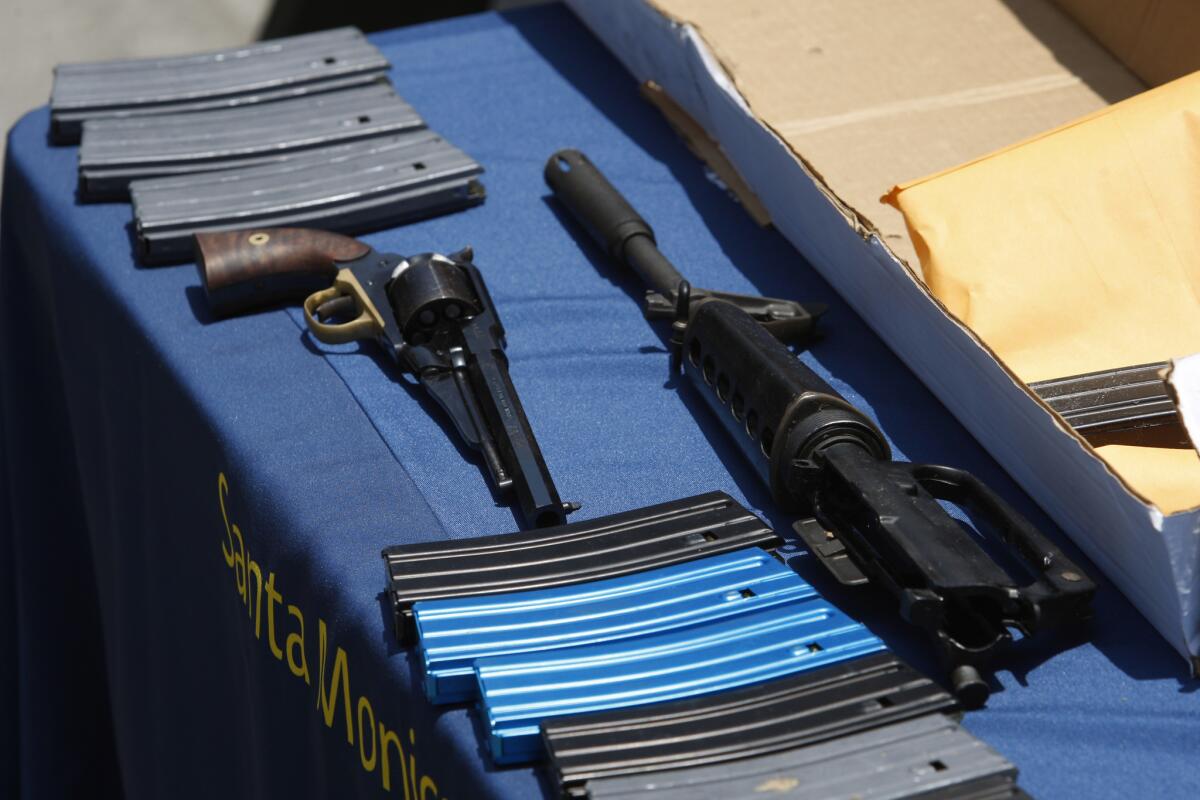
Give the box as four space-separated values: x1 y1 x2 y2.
387 254 481 343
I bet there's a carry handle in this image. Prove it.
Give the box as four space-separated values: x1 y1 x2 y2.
911 462 1096 614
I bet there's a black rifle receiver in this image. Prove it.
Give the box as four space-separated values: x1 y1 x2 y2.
196 228 573 530
545 149 1095 706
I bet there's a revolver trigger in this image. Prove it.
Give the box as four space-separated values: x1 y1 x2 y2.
315 294 357 320
302 268 386 345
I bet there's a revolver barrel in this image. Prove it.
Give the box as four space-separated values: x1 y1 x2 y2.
454 305 570 528
367 249 572 530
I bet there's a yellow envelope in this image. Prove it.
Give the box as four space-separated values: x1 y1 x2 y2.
885 71 1200 514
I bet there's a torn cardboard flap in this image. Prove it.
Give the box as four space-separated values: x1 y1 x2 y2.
649 0 1145 268
640 81 771 226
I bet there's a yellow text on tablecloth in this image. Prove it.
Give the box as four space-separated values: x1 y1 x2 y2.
218 472 447 800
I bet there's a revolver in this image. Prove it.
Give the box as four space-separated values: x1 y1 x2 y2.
194 227 574 529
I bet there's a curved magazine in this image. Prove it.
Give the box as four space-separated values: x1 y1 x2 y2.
51 27 389 143
382 492 781 645
414 548 813 704
131 132 484 264
582 713 1024 800
541 651 957 792
476 597 884 764
78 82 422 199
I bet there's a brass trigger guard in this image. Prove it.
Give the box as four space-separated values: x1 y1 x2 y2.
302 268 386 344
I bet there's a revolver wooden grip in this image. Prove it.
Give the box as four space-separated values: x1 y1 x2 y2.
194 227 371 317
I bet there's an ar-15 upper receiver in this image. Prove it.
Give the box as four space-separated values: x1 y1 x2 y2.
545 149 1095 706
195 227 573 530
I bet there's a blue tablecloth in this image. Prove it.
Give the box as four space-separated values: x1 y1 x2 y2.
1 6 1196 799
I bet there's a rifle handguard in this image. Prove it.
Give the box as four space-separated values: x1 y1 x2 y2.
682 300 888 510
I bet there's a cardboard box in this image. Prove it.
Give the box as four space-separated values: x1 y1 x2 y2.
565 0 1200 669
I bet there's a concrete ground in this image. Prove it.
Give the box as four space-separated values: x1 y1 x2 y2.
0 1 548 176
1 0 272 172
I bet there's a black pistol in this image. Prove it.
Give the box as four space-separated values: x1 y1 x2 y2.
195 228 573 529
545 149 1095 706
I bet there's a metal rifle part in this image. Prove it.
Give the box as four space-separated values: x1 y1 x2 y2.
545 149 1096 707
79 81 423 200
383 492 780 645
194 228 569 531
579 713 1026 800
474 592 884 764
413 548 815 704
132 131 484 264
541 651 957 796
1029 360 1190 447
545 150 824 350
50 27 389 144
